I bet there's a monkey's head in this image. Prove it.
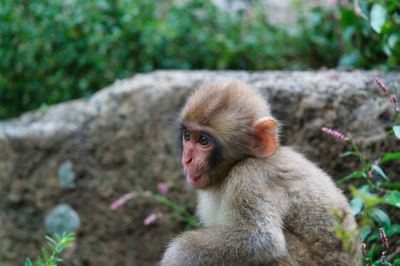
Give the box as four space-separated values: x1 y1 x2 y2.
178 80 278 189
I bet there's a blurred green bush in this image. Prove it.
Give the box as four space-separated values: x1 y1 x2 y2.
0 0 298 119
298 0 400 69
0 0 399 119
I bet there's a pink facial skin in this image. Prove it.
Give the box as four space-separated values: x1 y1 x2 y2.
181 127 214 189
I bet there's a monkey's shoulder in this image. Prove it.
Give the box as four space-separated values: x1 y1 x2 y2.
229 147 346 201
230 146 329 182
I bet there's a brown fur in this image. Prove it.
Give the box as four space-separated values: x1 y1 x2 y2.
180 81 273 160
162 81 360 266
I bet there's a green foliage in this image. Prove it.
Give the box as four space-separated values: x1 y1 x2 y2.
331 80 400 265
0 0 297 119
25 232 75 266
370 4 386 33
298 0 400 70
145 192 199 230
1 0 399 119
297 6 342 68
110 184 199 229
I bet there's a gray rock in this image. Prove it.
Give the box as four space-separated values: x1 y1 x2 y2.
45 204 80 234
0 70 398 265
58 160 76 189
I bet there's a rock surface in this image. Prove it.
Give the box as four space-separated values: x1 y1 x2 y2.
0 70 399 265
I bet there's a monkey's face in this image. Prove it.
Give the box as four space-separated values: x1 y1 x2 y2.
178 81 278 189
181 126 216 189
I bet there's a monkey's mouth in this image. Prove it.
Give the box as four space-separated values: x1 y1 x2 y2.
187 174 205 187
185 171 208 188
188 175 201 182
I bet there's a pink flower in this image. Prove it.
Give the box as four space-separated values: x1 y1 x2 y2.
379 227 389 250
375 78 389 94
367 169 374 178
379 227 389 264
321 127 349 142
390 94 400 112
361 242 367 256
157 182 169 195
144 212 164 225
326 0 336 7
361 242 370 266
110 192 136 211
381 252 386 264
391 94 398 104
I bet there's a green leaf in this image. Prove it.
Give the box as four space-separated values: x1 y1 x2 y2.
364 194 384 208
54 233 62 242
393 125 400 139
388 34 398 49
37 256 44 266
383 44 392 57
350 197 364 216
384 191 400 208
380 182 400 190
339 151 360 158
372 165 389 180
24 258 33 266
337 171 366 184
359 226 371 241
358 184 371 193
368 208 391 227
45 235 57 246
55 257 64 263
380 152 400 163
386 224 400 237
41 249 49 262
339 51 360 67
370 4 386 33
371 258 386 266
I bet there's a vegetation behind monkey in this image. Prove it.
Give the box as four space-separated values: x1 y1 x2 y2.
161 81 361 265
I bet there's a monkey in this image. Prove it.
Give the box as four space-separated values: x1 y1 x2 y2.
161 81 360 266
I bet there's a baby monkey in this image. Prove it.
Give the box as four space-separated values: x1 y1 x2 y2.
161 81 360 265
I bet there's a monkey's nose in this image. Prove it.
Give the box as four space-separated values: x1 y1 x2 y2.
184 157 193 164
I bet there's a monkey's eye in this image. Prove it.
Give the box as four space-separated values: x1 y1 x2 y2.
198 134 210 146
183 130 190 141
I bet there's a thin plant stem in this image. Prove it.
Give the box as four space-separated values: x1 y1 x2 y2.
142 192 199 228
348 136 378 189
348 135 366 171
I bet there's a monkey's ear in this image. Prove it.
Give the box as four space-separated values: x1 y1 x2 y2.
253 117 277 158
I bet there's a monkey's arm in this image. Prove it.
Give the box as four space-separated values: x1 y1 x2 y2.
161 223 286 266
161 195 288 266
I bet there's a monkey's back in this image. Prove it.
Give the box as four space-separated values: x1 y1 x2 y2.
226 147 360 265
264 147 360 265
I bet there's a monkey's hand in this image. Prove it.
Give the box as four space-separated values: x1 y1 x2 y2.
160 235 195 266
160 223 287 266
